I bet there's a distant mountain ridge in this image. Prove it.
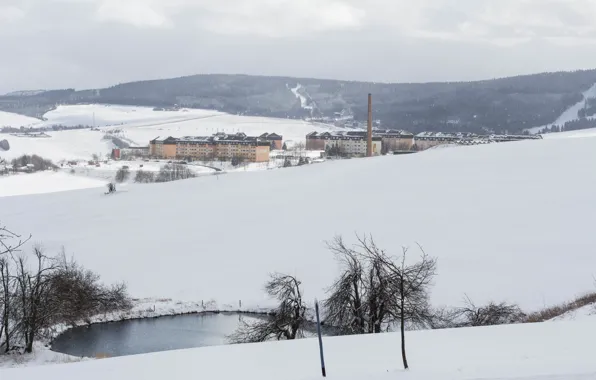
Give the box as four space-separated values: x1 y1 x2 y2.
2 70 596 134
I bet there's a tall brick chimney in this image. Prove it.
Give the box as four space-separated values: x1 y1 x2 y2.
367 93 373 157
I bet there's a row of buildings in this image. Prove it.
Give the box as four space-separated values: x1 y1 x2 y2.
306 130 541 156
147 132 283 162
306 130 415 156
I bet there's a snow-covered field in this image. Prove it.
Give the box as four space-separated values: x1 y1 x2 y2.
0 129 113 161
3 318 596 380
0 104 342 162
0 110 40 128
1 137 595 311
0 104 340 194
2 110 596 379
0 171 106 197
64 160 216 182
42 104 222 128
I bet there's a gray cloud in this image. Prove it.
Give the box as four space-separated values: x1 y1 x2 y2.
1 0 596 93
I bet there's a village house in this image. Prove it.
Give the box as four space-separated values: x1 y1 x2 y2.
149 132 276 162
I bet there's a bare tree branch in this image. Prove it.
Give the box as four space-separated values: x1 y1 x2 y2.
229 273 306 343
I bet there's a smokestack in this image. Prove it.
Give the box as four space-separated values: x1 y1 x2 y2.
367 93 373 157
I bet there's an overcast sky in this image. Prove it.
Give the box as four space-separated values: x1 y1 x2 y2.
1 0 596 93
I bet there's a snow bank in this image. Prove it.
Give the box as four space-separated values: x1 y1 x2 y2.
1 138 595 311
0 342 86 368
0 171 106 197
3 318 596 380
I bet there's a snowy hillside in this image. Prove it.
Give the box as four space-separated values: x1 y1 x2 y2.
118 113 337 147
543 127 596 139
1 137 595 311
0 110 40 128
43 104 222 128
3 318 596 380
0 104 342 162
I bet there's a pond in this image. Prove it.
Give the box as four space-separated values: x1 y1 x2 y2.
51 312 260 358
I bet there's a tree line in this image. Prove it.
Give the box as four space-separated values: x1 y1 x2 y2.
0 224 131 354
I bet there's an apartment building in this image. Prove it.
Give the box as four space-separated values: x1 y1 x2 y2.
149 132 273 162
259 133 283 150
373 130 415 152
413 132 477 150
149 136 178 158
306 131 382 156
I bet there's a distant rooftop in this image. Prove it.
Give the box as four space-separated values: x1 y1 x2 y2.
151 132 279 146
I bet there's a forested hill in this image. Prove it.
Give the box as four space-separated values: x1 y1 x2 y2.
2 69 596 134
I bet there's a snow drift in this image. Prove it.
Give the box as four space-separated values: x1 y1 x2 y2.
3 318 596 380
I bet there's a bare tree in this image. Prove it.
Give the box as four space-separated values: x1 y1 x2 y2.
0 225 30 352
1 242 131 354
229 273 306 343
0 225 31 256
354 235 437 370
0 257 13 352
324 237 366 335
49 252 131 326
324 236 393 335
13 247 58 353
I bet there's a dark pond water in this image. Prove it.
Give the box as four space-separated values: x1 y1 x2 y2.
51 312 259 358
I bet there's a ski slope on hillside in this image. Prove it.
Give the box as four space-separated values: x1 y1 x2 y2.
526 83 596 134
4 318 596 379
1 137 595 311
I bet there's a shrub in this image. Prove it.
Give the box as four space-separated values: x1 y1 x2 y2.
115 167 130 183
155 164 196 183
135 170 155 183
526 292 596 322
11 155 56 172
